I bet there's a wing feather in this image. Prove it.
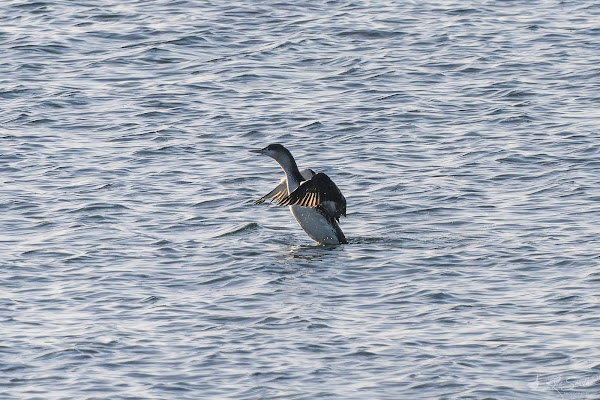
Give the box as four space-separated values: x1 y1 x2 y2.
254 169 316 205
254 179 287 205
275 172 346 219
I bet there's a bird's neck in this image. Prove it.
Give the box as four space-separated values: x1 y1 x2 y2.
276 156 304 192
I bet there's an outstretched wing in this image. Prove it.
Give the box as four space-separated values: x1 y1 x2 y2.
275 172 346 220
254 179 287 205
254 169 316 205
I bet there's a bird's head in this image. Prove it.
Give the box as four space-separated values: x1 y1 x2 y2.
250 143 294 165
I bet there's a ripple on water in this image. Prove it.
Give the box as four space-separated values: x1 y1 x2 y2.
2 0 600 399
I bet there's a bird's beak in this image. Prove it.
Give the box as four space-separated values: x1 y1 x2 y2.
249 148 265 154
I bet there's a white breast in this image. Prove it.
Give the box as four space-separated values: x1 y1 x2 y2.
285 170 339 245
289 205 339 245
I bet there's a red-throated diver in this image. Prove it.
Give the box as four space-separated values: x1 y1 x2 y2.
250 144 347 245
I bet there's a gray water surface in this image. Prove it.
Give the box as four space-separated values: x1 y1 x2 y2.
2 1 600 399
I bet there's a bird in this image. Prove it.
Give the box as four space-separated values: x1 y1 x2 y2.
250 143 347 245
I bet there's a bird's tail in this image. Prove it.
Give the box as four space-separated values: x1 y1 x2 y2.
333 220 348 244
